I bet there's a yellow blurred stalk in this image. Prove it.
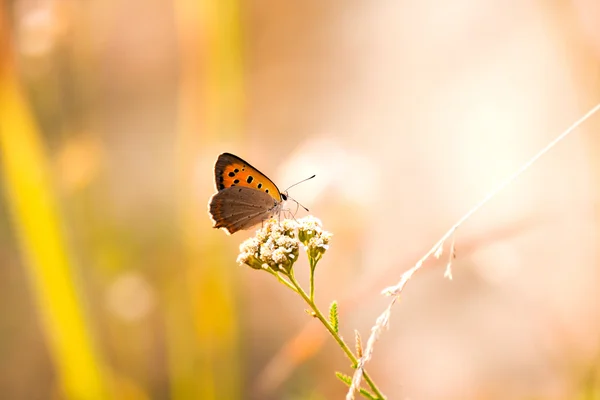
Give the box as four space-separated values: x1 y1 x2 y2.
0 29 110 400
171 0 245 399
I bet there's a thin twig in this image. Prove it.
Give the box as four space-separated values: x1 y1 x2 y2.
444 234 456 280
346 102 600 399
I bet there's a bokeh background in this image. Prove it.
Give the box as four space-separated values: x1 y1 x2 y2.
1 1 600 399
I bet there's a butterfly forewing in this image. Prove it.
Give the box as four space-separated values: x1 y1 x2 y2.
209 186 281 234
214 153 282 202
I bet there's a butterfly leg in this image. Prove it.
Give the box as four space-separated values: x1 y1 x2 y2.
281 207 301 224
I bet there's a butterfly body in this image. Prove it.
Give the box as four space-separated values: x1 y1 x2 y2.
208 153 287 234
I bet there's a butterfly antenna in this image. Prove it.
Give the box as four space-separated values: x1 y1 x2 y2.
282 174 314 215
286 195 309 213
283 174 316 192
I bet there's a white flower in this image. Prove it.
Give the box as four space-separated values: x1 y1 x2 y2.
237 219 299 273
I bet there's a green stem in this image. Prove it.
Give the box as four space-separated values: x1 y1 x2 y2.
266 268 298 293
309 258 316 303
286 272 385 399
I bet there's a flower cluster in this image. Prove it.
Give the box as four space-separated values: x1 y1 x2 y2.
237 216 332 273
237 219 299 273
297 216 332 264
237 217 332 273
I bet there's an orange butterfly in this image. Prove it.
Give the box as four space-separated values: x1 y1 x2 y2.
208 153 312 234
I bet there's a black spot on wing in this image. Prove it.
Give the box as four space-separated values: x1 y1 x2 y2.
246 176 254 183
257 183 262 189
228 172 235 177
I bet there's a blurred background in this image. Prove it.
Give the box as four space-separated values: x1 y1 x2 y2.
1 0 600 399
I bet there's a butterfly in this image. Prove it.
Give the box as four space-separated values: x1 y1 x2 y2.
208 152 312 235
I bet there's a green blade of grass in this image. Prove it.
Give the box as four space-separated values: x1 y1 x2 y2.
0 61 110 399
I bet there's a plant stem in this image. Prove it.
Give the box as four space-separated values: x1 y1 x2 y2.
286 272 385 399
309 258 316 303
267 269 298 293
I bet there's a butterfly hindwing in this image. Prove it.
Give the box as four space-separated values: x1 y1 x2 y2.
214 153 282 201
208 186 281 234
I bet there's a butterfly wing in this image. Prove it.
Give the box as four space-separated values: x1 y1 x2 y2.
214 153 282 201
208 186 282 234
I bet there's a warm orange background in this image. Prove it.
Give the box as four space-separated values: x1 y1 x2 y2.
1 1 600 399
